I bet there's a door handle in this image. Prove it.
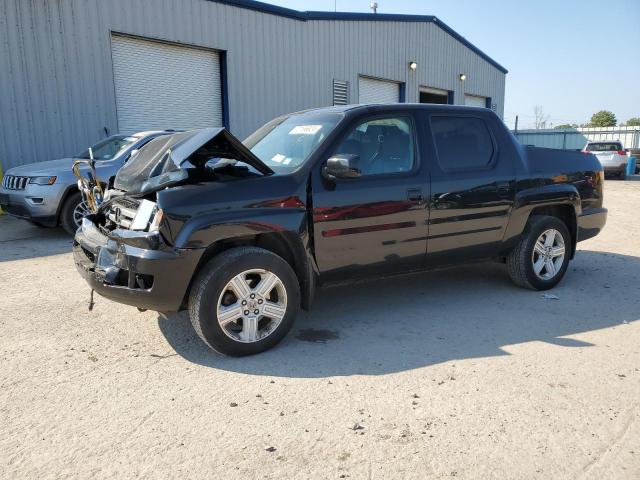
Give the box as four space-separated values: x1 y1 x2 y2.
407 188 424 202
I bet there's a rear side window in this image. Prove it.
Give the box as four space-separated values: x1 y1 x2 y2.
586 143 622 152
431 116 494 170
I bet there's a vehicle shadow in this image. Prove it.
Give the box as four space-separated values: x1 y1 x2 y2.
157 250 640 378
0 216 72 262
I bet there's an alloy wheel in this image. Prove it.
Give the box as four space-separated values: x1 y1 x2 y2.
216 269 287 343
531 228 565 280
73 200 91 228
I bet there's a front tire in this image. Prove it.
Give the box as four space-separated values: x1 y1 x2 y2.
188 247 300 356
507 215 571 290
60 192 90 235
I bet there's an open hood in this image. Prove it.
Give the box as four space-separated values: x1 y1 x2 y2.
113 128 273 194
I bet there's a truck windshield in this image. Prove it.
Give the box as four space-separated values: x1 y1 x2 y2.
75 135 139 160
244 111 344 172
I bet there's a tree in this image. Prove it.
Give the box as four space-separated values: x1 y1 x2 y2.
534 105 549 129
589 110 617 127
554 123 578 129
622 117 640 127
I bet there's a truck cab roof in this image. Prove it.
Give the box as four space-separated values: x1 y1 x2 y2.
294 103 494 115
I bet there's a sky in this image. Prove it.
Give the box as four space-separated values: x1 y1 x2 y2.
264 0 640 129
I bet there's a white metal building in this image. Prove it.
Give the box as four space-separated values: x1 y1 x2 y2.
0 0 507 170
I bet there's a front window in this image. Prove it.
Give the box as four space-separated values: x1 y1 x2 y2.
245 111 343 172
76 135 139 160
585 143 623 152
332 116 415 175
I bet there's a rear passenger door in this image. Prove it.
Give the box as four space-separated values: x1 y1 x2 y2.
311 114 429 282
424 112 516 265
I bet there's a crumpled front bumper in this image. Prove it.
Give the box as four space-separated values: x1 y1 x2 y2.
73 216 204 312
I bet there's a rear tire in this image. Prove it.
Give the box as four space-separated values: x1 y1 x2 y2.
188 246 300 356
507 215 571 290
60 192 89 235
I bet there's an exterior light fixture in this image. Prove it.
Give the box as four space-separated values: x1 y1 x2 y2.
409 61 417 70
459 73 467 81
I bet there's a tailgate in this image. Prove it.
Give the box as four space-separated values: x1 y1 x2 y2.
594 152 617 165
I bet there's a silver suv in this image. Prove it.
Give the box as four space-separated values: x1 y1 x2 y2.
583 141 628 179
0 131 173 234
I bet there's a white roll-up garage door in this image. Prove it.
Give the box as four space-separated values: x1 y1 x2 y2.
358 77 400 104
111 35 223 134
464 94 487 108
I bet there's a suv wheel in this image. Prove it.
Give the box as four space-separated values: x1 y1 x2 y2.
60 192 90 235
507 215 571 290
188 247 300 356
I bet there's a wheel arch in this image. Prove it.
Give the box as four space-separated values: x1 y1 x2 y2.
182 230 316 312
503 184 580 259
55 185 82 224
527 205 577 257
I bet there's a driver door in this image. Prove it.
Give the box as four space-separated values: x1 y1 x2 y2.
311 114 429 282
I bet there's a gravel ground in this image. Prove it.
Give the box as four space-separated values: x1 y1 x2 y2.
1 179 639 479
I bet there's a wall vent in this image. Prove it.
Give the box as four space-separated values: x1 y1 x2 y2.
333 80 349 105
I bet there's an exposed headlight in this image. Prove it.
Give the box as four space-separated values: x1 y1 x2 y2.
149 208 164 232
130 199 156 231
130 203 163 232
29 176 57 185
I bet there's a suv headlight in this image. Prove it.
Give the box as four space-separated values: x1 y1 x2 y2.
29 176 57 185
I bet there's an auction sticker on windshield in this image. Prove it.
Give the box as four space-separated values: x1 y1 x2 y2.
289 125 322 135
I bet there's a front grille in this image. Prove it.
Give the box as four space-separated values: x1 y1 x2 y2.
2 175 29 190
107 197 140 229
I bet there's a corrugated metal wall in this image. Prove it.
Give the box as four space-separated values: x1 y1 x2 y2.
0 0 506 170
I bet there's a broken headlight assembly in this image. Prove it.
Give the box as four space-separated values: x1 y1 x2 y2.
105 196 163 234
128 199 156 231
149 208 163 232
93 198 165 250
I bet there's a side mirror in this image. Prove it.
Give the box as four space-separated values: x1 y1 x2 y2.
322 154 361 180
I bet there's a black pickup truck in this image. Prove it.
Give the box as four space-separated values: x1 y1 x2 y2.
73 105 607 356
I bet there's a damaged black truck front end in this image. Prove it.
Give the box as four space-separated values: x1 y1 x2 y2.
73 127 285 312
